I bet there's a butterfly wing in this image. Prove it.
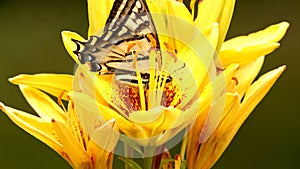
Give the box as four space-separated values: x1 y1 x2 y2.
73 0 160 74
104 0 159 45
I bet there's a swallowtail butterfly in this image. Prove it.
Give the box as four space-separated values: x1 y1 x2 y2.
72 0 166 84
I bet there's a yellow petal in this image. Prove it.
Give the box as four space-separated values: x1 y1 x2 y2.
146 0 169 49
87 140 113 169
68 91 145 138
67 91 106 135
149 0 166 13
87 0 114 36
195 64 238 143
222 22 289 50
89 119 119 154
216 0 235 49
223 63 240 85
73 65 112 112
165 0 193 51
153 1 195 53
220 22 289 67
228 56 265 96
129 107 182 137
196 66 286 168
61 31 86 64
198 92 226 143
0 103 68 162
195 0 225 31
166 0 193 26
87 119 119 169
197 62 238 114
52 119 92 169
203 22 219 49
186 82 229 166
176 29 217 106
65 101 90 150
19 85 66 122
9 74 73 100
154 98 199 146
155 1 190 51
241 65 286 118
94 74 131 117
194 92 240 169
220 42 279 67
186 107 209 169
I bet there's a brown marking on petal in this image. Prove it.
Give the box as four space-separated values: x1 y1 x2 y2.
232 77 239 86
216 66 225 75
80 72 85 78
113 75 182 115
162 80 182 108
163 42 178 54
113 81 146 115
57 90 67 112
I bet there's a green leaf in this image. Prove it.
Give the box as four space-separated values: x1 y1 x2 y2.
118 157 142 169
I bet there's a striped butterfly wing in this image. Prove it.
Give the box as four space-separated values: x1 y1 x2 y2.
72 0 161 83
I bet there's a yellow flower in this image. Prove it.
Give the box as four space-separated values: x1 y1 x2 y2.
62 0 211 155
1 74 119 169
62 0 288 161
183 0 289 169
1 0 289 168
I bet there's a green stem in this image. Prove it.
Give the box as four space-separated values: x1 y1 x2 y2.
143 146 155 169
180 133 188 160
124 144 133 169
144 156 153 169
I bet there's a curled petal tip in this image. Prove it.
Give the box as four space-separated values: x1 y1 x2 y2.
108 118 117 126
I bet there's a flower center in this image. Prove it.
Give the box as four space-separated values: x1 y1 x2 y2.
111 50 184 116
113 76 182 115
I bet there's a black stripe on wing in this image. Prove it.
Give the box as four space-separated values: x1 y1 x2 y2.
103 0 160 49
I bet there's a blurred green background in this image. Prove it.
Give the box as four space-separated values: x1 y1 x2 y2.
0 0 299 168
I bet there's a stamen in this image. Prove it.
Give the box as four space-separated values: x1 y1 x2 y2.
148 50 157 109
155 68 164 106
133 52 146 111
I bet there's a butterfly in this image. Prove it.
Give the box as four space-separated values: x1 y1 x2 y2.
72 0 165 84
